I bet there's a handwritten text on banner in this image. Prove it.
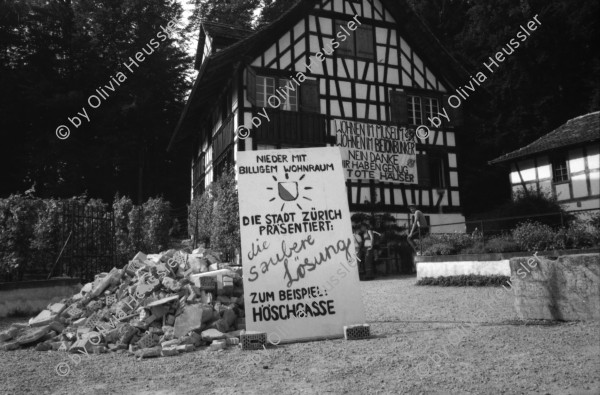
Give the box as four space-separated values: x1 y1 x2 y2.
333 119 419 184
236 147 366 343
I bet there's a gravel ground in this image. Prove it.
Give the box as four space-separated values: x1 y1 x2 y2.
1 275 599 395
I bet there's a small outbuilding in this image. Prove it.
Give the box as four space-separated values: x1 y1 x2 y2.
489 111 599 212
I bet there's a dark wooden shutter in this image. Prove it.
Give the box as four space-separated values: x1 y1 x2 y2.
356 26 374 58
246 67 257 106
441 95 451 128
337 20 354 56
390 90 408 125
300 79 320 113
452 105 463 127
417 154 431 187
442 94 463 127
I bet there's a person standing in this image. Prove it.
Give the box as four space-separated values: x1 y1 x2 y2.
361 222 375 280
407 204 429 256
352 220 364 273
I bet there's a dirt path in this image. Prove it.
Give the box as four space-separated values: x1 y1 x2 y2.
1 275 599 395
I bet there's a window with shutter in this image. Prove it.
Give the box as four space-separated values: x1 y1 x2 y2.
407 96 423 125
428 153 447 188
336 22 374 59
389 90 408 125
277 79 298 111
337 20 354 56
246 67 257 105
424 98 439 125
356 26 374 58
417 154 431 187
300 79 320 113
257 76 275 108
451 105 463 127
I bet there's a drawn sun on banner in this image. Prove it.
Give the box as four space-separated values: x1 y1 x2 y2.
267 173 313 211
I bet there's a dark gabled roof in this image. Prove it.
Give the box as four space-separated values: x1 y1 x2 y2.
203 21 252 41
194 21 253 70
168 0 470 151
489 112 600 164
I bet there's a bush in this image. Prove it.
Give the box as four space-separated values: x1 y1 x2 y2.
420 216 597 256
30 198 63 275
472 190 573 233
416 275 510 286
484 235 520 253
113 195 172 257
421 232 476 255
188 185 214 247
0 195 42 278
589 212 600 230
113 194 134 257
187 167 240 261
128 205 145 253
422 242 456 256
210 168 240 261
461 235 521 254
512 221 566 251
564 219 600 249
0 194 174 280
142 197 171 252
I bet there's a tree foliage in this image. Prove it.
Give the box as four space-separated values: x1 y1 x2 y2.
407 0 599 214
186 0 261 32
210 167 240 260
256 0 298 28
187 167 240 261
0 193 173 280
188 185 214 246
0 0 192 206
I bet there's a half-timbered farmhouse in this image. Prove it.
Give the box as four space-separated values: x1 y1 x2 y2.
170 0 471 231
490 112 600 213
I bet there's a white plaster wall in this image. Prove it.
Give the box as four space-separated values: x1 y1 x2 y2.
428 213 467 233
509 147 599 206
417 260 511 279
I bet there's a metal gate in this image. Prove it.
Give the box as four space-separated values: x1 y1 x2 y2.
53 203 118 283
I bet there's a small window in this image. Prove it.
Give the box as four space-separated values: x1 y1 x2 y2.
255 76 298 111
300 79 320 113
407 96 422 125
278 79 298 111
336 21 374 59
356 26 374 58
424 98 439 124
256 76 275 108
429 154 446 188
552 157 569 183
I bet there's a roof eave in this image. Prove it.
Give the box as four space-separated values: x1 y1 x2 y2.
167 57 211 152
489 138 600 165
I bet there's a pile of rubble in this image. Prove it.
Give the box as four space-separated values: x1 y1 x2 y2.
0 249 247 358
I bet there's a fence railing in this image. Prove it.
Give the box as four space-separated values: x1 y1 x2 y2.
431 208 596 232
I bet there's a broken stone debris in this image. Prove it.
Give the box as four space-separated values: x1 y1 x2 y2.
0 248 250 358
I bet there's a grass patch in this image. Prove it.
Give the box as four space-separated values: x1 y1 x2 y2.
6 308 37 318
416 275 510 287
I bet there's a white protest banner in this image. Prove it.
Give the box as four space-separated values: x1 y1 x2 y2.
333 118 418 184
237 147 365 343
